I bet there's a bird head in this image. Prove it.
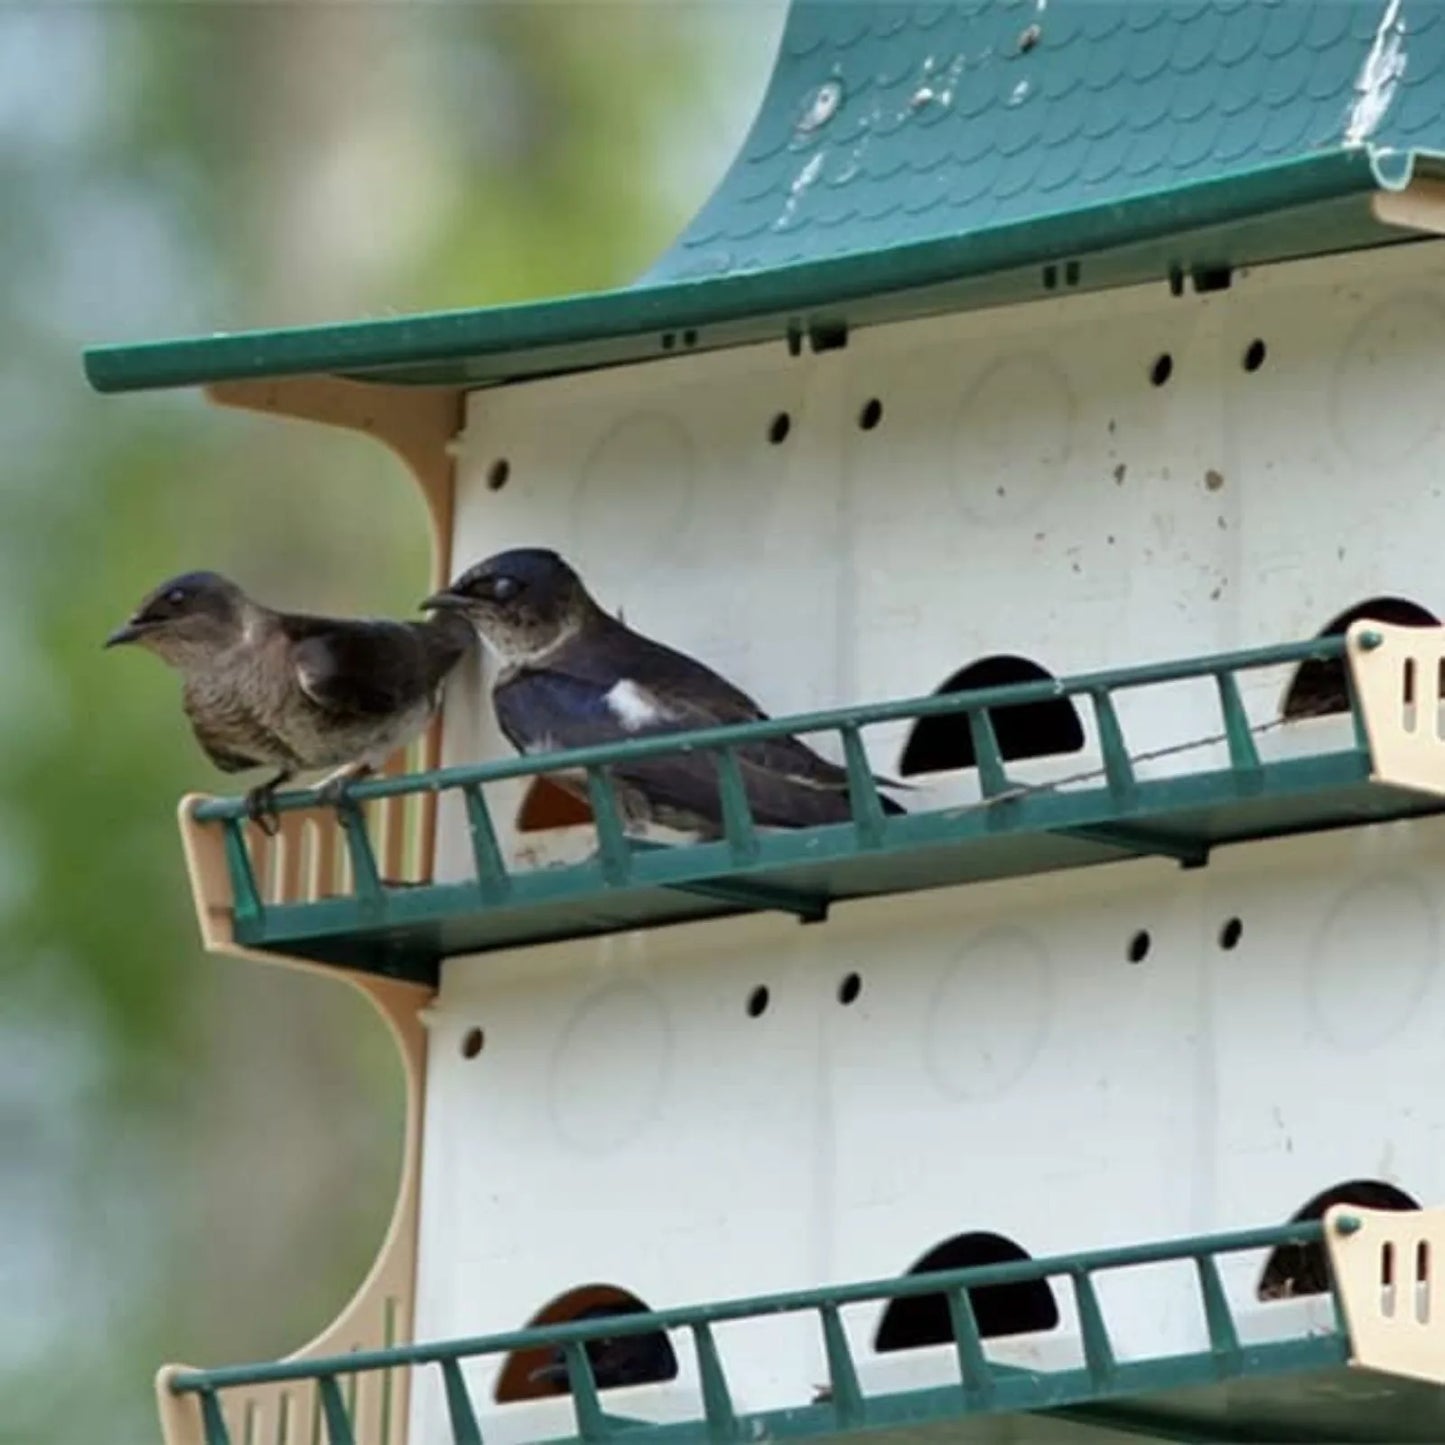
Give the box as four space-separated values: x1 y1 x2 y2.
421 548 595 664
105 570 249 665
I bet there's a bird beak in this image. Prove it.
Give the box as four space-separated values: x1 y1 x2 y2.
104 618 146 648
420 589 466 613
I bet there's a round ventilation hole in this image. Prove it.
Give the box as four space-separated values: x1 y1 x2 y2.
1127 930 1151 964
461 1027 485 1059
838 972 862 1006
747 985 770 1018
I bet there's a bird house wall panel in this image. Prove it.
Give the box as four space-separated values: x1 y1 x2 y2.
409 812 1445 1441
442 238 1445 856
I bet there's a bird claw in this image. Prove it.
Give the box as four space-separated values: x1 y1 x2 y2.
317 775 355 812
244 787 282 837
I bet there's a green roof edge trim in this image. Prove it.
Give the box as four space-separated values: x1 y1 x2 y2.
82 148 1420 397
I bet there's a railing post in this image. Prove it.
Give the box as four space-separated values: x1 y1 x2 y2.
562 1342 610 1442
336 803 385 917
818 1304 865 1425
222 820 264 931
197 1388 233 1445
439 1358 483 1445
712 748 760 862
1194 1254 1242 1373
1070 1270 1117 1386
461 784 511 903
317 1375 356 1445
967 709 1011 798
585 767 633 885
1214 672 1261 774
840 725 887 846
1089 691 1135 801
945 1288 994 1408
690 1323 740 1443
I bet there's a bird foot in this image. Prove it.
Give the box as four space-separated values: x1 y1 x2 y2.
317 765 372 813
243 786 283 837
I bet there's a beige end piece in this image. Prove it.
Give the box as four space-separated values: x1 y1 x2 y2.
155 377 465 1445
1347 620 1445 798
1371 179 1445 237
1327 1202 1445 1385
157 974 428 1445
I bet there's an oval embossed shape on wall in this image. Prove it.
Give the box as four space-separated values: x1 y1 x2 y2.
1331 294 1445 464
953 353 1077 526
1308 875 1438 1051
549 983 673 1153
925 925 1054 1100
572 411 697 562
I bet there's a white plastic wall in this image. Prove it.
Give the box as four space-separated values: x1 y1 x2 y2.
408 236 1445 1441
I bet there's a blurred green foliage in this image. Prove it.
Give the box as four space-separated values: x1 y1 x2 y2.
0 5 780 1440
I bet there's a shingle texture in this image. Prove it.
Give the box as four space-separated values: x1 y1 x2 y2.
646 0 1445 283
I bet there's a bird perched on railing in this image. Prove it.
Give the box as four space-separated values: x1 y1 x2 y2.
106 570 476 832
526 1301 676 1394
422 547 906 839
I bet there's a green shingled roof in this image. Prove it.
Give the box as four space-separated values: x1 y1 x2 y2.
85 0 1445 395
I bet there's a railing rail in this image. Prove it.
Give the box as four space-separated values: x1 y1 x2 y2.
190 634 1360 942
192 635 1348 826
172 1218 1334 1445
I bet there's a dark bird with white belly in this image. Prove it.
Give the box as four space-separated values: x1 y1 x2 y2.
421 547 905 839
106 570 476 830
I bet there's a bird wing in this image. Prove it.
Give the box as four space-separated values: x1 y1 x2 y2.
280 614 439 718
496 628 901 830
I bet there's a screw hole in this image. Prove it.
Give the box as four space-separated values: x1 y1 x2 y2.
838 972 861 1006
746 985 770 1018
1243 338 1267 373
487 459 510 491
858 397 883 430
460 1027 485 1059
769 411 792 445
1219 917 1243 950
1127 930 1151 964
1150 354 1173 387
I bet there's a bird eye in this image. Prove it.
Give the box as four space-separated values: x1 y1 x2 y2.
491 576 521 602
166 588 186 607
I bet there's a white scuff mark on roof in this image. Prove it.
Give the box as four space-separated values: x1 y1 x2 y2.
1344 0 1408 147
911 85 936 108
1009 79 1031 107
1036 0 1048 11
939 52 967 106
775 149 826 230
798 80 843 133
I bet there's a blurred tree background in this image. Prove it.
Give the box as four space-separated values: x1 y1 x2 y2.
0 5 784 1440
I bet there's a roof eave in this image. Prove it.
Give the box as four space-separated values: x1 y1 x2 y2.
82 148 1418 398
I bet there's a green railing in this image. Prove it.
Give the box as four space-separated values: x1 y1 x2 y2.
172 1218 1345 1445
189 633 1403 973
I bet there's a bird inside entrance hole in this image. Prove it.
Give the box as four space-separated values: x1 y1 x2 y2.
422 547 907 840
106 570 475 833
527 1301 675 1393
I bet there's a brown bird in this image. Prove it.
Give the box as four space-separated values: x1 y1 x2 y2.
106 570 475 830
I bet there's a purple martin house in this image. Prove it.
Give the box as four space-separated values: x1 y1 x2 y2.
85 4 1445 1443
